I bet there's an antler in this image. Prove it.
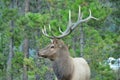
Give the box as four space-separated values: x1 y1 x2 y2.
42 6 98 39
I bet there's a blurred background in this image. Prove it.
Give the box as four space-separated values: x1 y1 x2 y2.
0 0 120 80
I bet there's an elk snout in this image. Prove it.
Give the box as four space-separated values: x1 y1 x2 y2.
37 51 47 58
38 51 42 56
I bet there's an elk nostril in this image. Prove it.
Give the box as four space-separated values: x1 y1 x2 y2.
37 52 44 57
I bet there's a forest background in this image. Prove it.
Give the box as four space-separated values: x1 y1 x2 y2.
0 0 120 80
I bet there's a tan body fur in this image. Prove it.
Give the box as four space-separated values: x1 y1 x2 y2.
72 58 90 80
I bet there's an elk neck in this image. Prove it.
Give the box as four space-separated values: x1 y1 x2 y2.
52 49 74 80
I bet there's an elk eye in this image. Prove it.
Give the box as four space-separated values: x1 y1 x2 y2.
51 45 54 48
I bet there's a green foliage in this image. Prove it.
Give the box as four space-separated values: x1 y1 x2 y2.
1 8 18 21
91 62 116 80
23 57 34 69
16 13 50 28
81 26 119 80
16 12 50 39
24 58 52 80
0 53 6 70
109 0 120 25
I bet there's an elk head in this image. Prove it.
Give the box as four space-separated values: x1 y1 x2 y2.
38 39 69 61
38 6 98 61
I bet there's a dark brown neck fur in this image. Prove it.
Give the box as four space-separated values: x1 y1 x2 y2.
52 51 74 80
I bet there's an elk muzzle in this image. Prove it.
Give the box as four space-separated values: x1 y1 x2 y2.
38 51 47 58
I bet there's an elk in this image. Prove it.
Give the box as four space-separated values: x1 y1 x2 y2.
38 6 97 80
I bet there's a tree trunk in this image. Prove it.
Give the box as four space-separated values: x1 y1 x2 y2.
6 21 14 80
72 31 77 57
35 29 41 80
6 0 15 79
80 26 84 57
25 0 30 13
23 38 29 80
22 0 29 80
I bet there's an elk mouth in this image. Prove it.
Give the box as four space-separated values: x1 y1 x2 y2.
40 54 55 61
50 58 54 61
37 51 56 61
40 54 47 58
38 54 55 61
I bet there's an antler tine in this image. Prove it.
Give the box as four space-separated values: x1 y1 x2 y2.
71 9 98 30
42 26 46 34
59 26 64 34
42 26 48 36
89 9 98 20
63 10 74 34
68 10 72 26
78 6 82 20
49 24 51 31
42 25 54 39
82 9 98 22
49 24 56 37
